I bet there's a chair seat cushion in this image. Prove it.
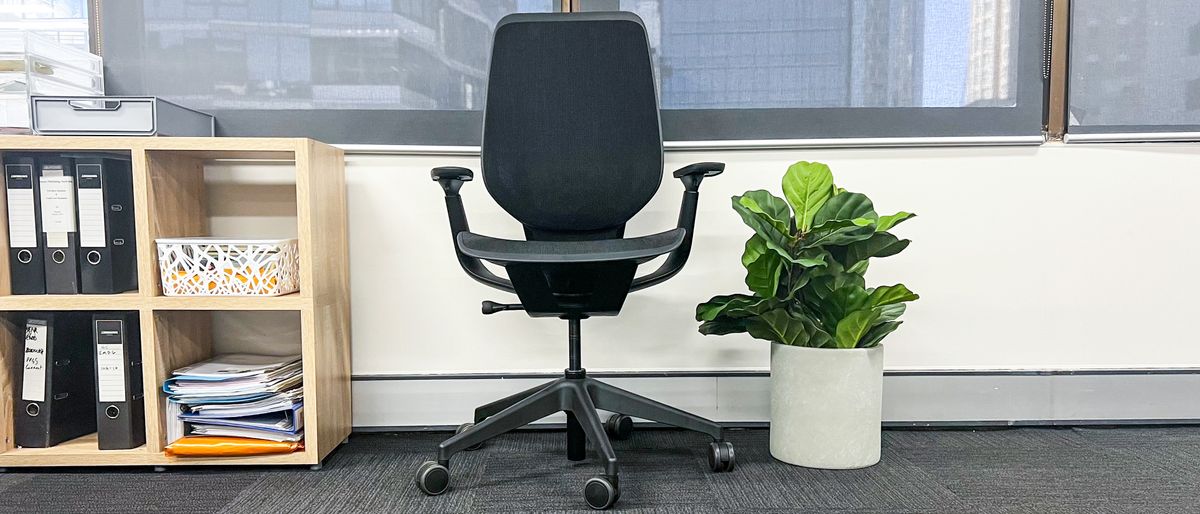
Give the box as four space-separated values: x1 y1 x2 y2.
457 228 685 265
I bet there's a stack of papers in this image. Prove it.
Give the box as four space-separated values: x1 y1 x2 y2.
165 354 304 443
186 404 304 442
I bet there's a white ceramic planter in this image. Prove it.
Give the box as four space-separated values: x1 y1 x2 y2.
769 343 884 469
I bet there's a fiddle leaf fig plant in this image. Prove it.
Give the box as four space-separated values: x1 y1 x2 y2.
696 161 918 349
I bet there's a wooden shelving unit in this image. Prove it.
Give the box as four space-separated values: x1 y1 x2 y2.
0 136 350 467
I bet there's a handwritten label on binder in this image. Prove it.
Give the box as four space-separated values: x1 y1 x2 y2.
21 320 48 402
97 341 126 402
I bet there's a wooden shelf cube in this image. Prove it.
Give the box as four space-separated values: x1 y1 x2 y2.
0 136 350 467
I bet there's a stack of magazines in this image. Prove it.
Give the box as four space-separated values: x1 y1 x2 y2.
164 354 304 443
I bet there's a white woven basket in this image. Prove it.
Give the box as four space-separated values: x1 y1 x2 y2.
156 238 300 296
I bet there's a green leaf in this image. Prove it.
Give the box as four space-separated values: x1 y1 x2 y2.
740 234 771 268
813 192 877 227
859 321 902 348
731 195 793 260
876 212 915 232
805 283 868 334
794 247 828 268
876 303 906 323
699 318 750 336
846 260 869 275
826 285 870 321
781 161 834 233
805 259 865 300
782 268 812 300
840 232 910 269
746 309 808 346
696 294 764 321
812 273 865 300
743 236 784 297
737 190 791 233
865 284 919 308
807 324 835 348
727 299 775 318
835 308 881 349
803 219 876 248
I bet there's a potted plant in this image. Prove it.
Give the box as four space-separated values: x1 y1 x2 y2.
696 161 917 469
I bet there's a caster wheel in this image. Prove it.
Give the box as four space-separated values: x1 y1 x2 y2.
309 464 323 471
604 414 634 440
153 466 167 473
708 441 735 472
415 461 451 496
583 475 619 510
457 422 485 451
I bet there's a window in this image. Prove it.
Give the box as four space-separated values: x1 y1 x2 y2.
0 0 90 50
98 0 559 145
627 1 1015 110
1066 0 1200 141
594 0 1047 144
99 0 1046 146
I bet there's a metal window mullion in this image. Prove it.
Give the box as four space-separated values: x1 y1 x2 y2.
1046 0 1070 139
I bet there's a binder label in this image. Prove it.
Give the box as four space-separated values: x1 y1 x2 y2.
97 342 126 403
78 181 107 248
5 183 36 249
40 176 77 235
21 320 48 403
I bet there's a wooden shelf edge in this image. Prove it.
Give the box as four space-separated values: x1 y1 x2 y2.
0 433 149 466
0 451 315 467
0 292 144 311
0 434 315 467
155 449 315 466
151 292 309 311
0 135 307 151
0 293 310 311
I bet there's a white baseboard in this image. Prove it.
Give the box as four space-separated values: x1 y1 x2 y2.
349 370 1200 429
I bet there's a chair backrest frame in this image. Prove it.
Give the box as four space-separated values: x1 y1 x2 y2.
481 12 664 241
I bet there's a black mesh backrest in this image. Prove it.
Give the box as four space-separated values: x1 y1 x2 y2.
482 12 663 239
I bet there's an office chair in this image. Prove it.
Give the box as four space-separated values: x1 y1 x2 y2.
414 11 732 510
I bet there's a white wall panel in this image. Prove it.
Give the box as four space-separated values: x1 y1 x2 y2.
337 143 1200 374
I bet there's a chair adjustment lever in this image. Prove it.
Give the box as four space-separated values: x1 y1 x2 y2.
482 301 524 315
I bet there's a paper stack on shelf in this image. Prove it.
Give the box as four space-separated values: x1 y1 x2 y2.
164 354 304 447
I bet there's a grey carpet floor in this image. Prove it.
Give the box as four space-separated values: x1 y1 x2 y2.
3 426 1200 513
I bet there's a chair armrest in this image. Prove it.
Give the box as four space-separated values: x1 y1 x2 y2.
672 162 725 191
432 166 474 182
457 229 685 266
431 167 515 293
432 166 473 194
630 162 725 292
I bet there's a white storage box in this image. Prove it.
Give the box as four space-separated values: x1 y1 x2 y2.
0 31 103 131
32 96 215 136
157 238 300 297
